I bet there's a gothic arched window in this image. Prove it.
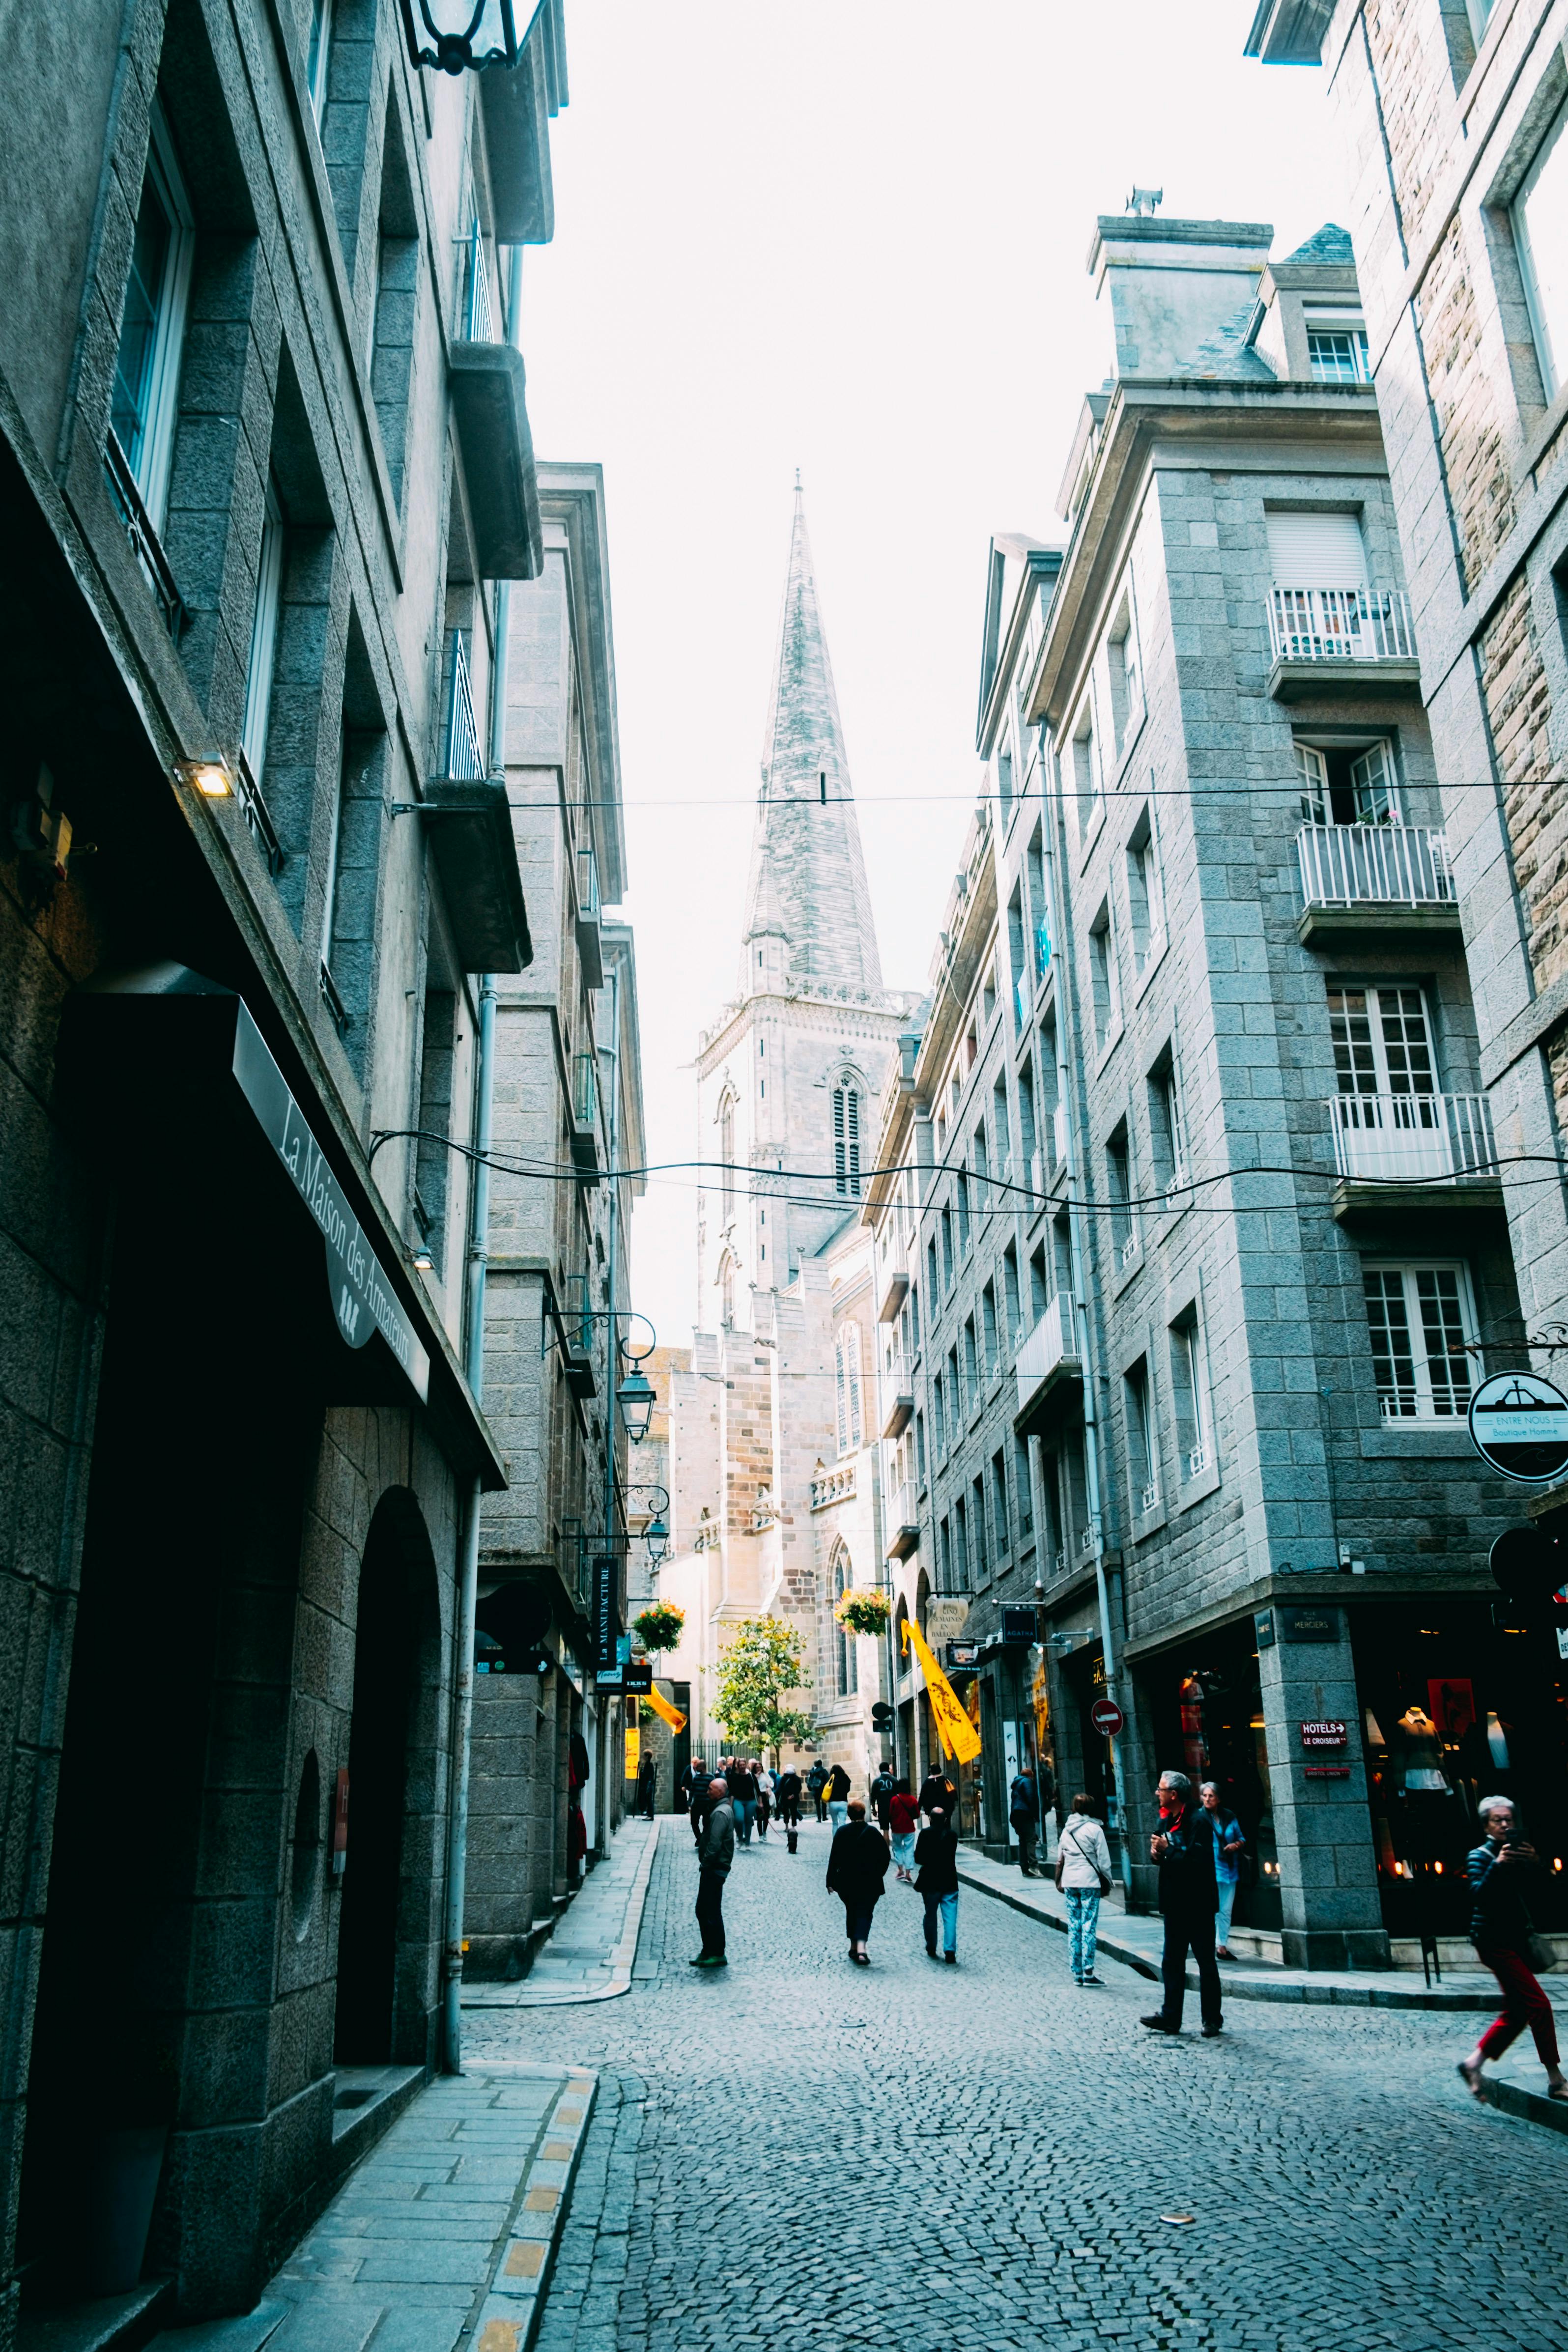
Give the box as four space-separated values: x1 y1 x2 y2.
717 1088 737 1222
833 1079 861 1197
832 1544 857 1698
719 1250 736 1327
834 1322 863 1455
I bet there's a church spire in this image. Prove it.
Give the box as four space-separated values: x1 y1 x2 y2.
740 484 884 996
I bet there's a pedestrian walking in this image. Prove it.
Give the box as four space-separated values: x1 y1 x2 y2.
889 1779 919 1883
915 1806 960 1964
753 1759 773 1838
777 1766 802 1830
1140 1769 1223 2037
870 1760 895 1837
636 1752 657 1820
1055 1792 1113 1985
690 1777 734 1968
690 1768 716 1844
1199 1781 1246 1958
1009 1763 1041 1876
917 1766 957 1822
826 1799 891 1965
825 1761 851 1834
727 1757 756 1846
676 1758 703 1816
807 1758 828 1822
1457 1795 1568 2102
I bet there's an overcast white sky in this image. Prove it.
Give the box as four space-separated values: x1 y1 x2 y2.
519 3 1346 1354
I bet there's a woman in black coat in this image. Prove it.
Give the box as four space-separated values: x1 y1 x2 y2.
826 1799 891 1965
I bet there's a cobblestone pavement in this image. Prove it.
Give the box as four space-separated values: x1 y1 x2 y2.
466 1817 1568 2352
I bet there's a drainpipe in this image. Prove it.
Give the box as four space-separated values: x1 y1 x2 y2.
1040 796 1134 1902
442 247 521 2075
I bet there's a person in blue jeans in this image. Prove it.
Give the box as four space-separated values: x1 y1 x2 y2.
1055 1793 1113 1986
1199 1781 1246 1958
915 1806 961 1964
726 1758 756 1844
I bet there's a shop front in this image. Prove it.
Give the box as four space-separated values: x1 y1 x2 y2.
1139 1618 1282 1937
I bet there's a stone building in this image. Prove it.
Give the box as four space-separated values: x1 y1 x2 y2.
658 492 917 1776
872 206 1550 1970
463 464 645 1978
0 0 576 2327
1245 0 1568 1361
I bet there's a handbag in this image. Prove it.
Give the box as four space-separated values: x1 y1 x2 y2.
1528 1929 1557 1975
1055 1822 1112 1898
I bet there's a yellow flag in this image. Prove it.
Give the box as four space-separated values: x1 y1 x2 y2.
644 1685 688 1736
902 1619 981 1765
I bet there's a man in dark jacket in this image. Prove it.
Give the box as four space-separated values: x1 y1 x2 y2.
826 1799 891 1963
807 1758 829 1821
776 1767 803 1828
870 1763 895 1836
1140 1770 1223 2036
691 1779 735 1968
914 1806 961 1963
918 1767 958 1822
1009 1764 1041 1876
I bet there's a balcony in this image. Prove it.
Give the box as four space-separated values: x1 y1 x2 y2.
1014 1290 1083 1439
811 1463 856 1511
881 1354 914 1441
876 1232 909 1324
570 1050 601 1180
885 1479 920 1562
560 1273 597 1399
1327 1089 1502 1218
576 843 604 991
1265 586 1421 701
449 233 542 580
1295 822 1459 948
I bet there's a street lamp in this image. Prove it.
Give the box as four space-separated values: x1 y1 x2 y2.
645 1513 669 1567
615 1364 656 1443
398 0 530 72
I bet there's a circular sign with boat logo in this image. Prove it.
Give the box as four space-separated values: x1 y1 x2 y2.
1467 1370 1568 1483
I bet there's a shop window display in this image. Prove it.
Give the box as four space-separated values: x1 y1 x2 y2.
1351 1603 1568 1938
1145 1621 1281 1932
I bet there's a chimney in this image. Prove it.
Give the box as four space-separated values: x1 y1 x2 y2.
1087 215 1273 379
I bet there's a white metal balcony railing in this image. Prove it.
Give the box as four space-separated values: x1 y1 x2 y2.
1185 1443 1210 1480
1267 584 1416 665
1296 822 1454 912
1016 1291 1076 1416
1139 1480 1160 1516
577 844 601 924
1118 1226 1141 1272
464 216 494 343
445 630 484 781
876 1233 910 1323
887 1479 920 1535
1329 1090 1496 1186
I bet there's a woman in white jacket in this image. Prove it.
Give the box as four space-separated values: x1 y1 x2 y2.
1055 1794 1113 1986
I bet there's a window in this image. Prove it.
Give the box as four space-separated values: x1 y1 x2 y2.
1149 1049 1187 1197
321 742 348 995
414 974 456 1278
1126 807 1163 974
1028 1243 1049 1324
1363 1262 1475 1420
718 1091 736 1222
721 1256 735 1326
835 1323 864 1454
997 740 1014 815
1018 1060 1038 1170
1106 593 1140 757
962 1317 978 1410
1514 97 1568 397
956 1172 971 1258
939 1515 953 1588
940 1205 954 1292
833 1549 858 1698
955 1493 971 1590
1266 510 1368 592
833 1082 862 1196
1007 883 1027 1015
307 0 335 122
1465 0 1495 36
109 103 195 533
1169 1307 1211 1482
1071 707 1099 832
981 1282 999 1383
1295 738 1398 826
1014 1433 1034 1538
990 1449 1009 1558
992 1076 1011 1177
915 1410 927 1484
370 105 419 505
926 1237 939 1316
1089 901 1119 1051
1305 314 1370 384
1026 825 1051 984
971 1475 988 1582
982 964 997 1027
1107 1120 1137 1270
947 1343 962 1427
1328 985 1434 1099
1125 1357 1158 1516
241 475 286 784
932 1373 946 1460
1002 1244 1022 1344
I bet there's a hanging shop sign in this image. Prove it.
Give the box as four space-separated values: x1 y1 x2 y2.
1001 1606 1038 1644
1467 1370 1568 1483
232 1009 430 1400
926 1598 971 1643
593 1553 620 1672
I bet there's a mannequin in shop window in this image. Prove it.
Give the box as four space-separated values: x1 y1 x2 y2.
1392 1703 1448 1791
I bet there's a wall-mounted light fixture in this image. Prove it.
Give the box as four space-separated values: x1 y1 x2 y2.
398 0 528 72
176 756 235 799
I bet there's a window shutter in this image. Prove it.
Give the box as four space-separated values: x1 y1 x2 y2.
1266 511 1367 590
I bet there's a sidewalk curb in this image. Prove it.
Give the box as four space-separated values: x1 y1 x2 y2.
463 1822 660 2010
1476 2074 1568 2134
468 2067 600 2352
954 1861 1555 2012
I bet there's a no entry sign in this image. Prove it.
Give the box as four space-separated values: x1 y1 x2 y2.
1468 1371 1568 1483
1090 1698 1125 1739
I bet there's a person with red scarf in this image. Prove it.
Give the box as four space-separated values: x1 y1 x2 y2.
1140 1769 1224 2038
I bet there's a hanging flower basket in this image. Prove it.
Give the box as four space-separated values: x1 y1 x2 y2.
633 1603 685 1654
834 1588 890 1637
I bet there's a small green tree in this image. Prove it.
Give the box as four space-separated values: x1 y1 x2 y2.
712 1615 816 1757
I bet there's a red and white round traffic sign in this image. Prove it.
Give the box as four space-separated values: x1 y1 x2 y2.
1090 1698 1125 1739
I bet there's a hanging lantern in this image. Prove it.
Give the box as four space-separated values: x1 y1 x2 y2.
398 0 524 74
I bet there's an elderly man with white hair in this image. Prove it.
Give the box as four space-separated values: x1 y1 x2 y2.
1457 1794 1567 2102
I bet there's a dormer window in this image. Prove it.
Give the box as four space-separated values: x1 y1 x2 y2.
1306 314 1370 384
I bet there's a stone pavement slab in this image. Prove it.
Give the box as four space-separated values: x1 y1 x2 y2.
463 1818 658 2008
954 1843 1568 2011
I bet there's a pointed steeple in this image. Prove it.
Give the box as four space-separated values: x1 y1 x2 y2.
740 482 884 996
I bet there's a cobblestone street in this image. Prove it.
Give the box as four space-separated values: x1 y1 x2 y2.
464 1821 1568 2352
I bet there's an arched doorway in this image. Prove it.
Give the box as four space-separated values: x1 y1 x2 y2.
333 1489 443 2066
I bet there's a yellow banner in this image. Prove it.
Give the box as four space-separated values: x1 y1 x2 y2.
624 1727 640 1778
643 1685 687 1736
902 1619 981 1765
